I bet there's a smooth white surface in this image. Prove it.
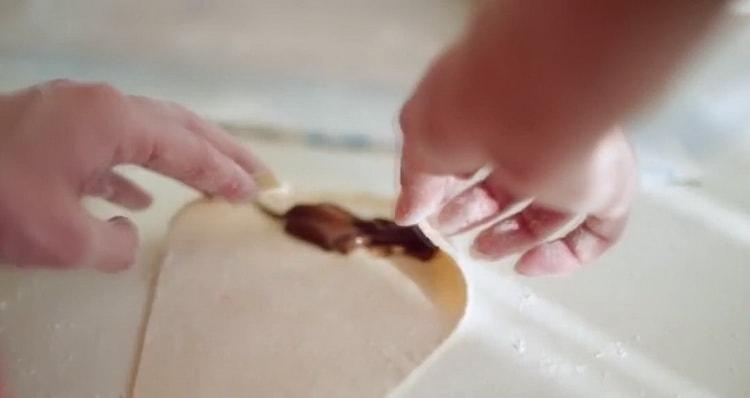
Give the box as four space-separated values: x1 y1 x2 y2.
0 140 748 397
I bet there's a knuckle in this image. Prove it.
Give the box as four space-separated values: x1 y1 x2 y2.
32 80 124 113
519 209 554 239
518 213 540 239
184 164 209 183
193 141 218 169
81 82 122 103
63 82 124 112
44 78 76 88
143 141 165 168
216 176 244 198
398 100 416 137
178 106 204 131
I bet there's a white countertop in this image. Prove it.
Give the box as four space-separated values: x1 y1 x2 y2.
0 139 748 398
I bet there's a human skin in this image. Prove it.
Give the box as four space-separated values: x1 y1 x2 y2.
396 0 727 276
0 79 265 272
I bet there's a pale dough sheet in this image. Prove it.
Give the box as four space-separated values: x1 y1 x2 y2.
133 197 466 398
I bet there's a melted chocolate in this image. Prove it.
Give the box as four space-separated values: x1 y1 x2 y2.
280 203 437 261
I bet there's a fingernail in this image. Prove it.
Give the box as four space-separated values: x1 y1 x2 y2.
234 179 256 202
101 216 137 273
253 170 282 191
516 261 571 277
435 205 462 235
435 187 501 236
224 164 257 202
394 194 423 226
108 216 132 227
436 202 474 236
472 219 522 257
514 262 548 277
394 194 410 224
100 262 131 274
472 235 496 257
514 243 577 277
467 241 502 261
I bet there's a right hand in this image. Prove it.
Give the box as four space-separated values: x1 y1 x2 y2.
396 0 725 276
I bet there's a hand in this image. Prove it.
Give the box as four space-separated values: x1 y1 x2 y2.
396 0 724 276
0 80 266 272
398 104 636 277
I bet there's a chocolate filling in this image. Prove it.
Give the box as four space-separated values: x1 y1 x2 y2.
278 203 437 261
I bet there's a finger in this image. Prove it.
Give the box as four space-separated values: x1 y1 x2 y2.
127 125 256 202
395 162 472 226
132 97 269 176
515 214 628 277
179 108 268 176
395 168 453 226
84 215 139 273
435 174 516 235
395 137 448 225
144 132 256 201
398 95 486 176
396 97 485 226
9 194 138 272
473 205 573 259
84 171 152 210
118 97 258 201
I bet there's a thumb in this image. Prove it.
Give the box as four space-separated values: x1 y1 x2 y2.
84 215 139 273
9 190 139 271
395 136 456 226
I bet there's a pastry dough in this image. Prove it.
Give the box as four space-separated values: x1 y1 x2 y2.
132 195 465 397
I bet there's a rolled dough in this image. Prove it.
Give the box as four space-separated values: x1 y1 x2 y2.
132 196 465 398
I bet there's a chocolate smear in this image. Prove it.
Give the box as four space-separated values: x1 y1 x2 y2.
278 203 437 261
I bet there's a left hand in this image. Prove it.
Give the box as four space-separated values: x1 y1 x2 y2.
0 79 266 272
